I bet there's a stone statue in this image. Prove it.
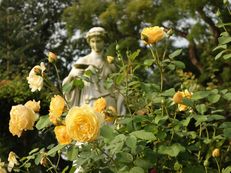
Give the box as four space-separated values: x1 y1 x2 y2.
63 27 125 114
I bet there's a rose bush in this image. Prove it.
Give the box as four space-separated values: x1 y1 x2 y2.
5 26 231 173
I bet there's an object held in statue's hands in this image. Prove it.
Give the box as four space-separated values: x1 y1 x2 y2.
74 64 89 70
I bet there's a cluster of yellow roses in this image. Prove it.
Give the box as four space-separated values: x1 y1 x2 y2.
49 95 115 144
173 89 193 111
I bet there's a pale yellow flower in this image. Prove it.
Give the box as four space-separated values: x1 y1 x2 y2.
27 62 46 92
173 89 192 111
107 56 114 64
0 159 7 173
48 52 57 63
141 26 165 44
9 105 38 137
24 100 40 113
65 105 103 142
7 152 18 172
93 97 107 113
54 125 72 145
49 95 65 125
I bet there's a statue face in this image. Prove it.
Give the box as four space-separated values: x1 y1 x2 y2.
89 36 105 53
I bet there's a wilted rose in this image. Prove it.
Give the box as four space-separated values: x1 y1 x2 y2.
7 152 18 172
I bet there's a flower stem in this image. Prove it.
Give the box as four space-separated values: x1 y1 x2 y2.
215 158 221 173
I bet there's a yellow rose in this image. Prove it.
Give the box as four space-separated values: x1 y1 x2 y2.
65 105 103 142
27 62 46 92
107 56 114 64
24 100 40 113
9 105 38 137
105 106 117 123
93 97 107 113
173 90 192 111
7 151 18 172
173 91 183 104
48 52 57 63
49 95 65 125
212 148 220 158
54 125 72 145
141 26 165 44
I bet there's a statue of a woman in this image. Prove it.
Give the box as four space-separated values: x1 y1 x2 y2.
63 27 125 114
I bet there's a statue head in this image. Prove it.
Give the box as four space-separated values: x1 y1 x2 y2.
86 27 107 53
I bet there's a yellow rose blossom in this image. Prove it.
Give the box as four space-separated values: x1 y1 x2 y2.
9 105 38 137
48 52 57 63
141 26 165 44
212 148 220 158
49 95 65 125
24 100 40 113
27 62 46 92
7 151 18 172
105 106 117 123
93 97 107 113
107 56 114 64
54 125 72 145
65 105 103 142
173 90 192 111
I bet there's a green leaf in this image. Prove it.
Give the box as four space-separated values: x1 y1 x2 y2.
101 125 115 140
207 114 225 122
167 64 175 70
35 115 51 130
67 146 78 161
73 78 84 89
144 59 154 66
182 98 194 107
169 49 182 59
213 44 227 51
219 122 231 129
208 94 221 103
62 166 69 173
215 50 227 60
162 88 175 96
218 36 231 44
223 128 231 138
117 152 133 163
192 91 210 100
172 60 185 69
158 143 185 157
130 130 156 141
133 159 152 169
126 135 137 153
47 144 65 156
222 166 231 173
181 116 192 127
194 115 208 126
129 167 144 173
62 80 73 93
224 93 231 101
154 115 168 124
183 165 205 173
115 74 124 85
196 104 207 114
129 49 140 61
29 148 39 155
223 53 231 60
